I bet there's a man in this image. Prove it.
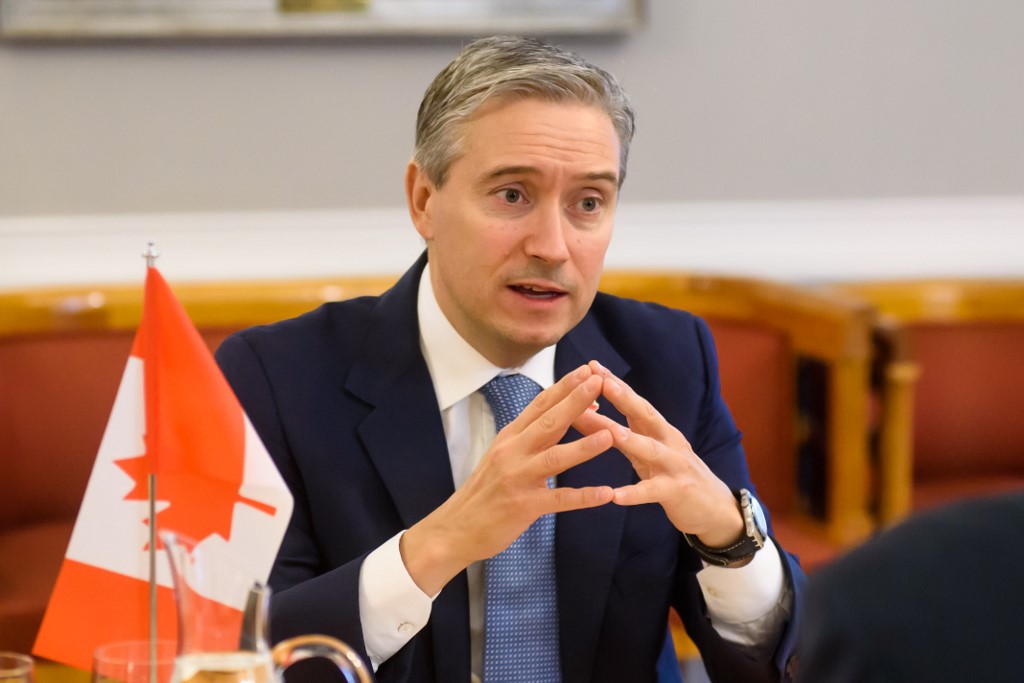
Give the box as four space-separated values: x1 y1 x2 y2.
217 36 804 682
797 492 1024 681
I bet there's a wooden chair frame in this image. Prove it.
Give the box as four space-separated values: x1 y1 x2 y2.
0 275 398 336
832 278 1024 525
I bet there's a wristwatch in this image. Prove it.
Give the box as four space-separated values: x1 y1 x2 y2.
684 488 768 567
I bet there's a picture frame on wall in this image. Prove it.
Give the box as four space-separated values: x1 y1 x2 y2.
0 0 643 40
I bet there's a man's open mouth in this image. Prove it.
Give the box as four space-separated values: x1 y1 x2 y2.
510 284 566 300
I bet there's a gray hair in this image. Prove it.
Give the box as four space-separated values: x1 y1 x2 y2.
414 35 636 188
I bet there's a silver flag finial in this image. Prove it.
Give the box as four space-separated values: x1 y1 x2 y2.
142 242 160 268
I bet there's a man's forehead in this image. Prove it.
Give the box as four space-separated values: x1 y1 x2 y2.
456 100 618 172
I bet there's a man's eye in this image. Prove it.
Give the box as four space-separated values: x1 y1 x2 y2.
579 197 600 212
501 189 522 203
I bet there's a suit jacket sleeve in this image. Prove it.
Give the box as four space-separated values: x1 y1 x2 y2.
668 317 805 682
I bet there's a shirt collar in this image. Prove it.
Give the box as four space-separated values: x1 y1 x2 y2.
418 263 556 411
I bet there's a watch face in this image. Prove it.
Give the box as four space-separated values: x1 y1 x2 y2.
750 496 768 540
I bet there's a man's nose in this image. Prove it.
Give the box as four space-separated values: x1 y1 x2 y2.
523 202 570 263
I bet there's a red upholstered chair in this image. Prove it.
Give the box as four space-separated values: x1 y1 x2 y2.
833 279 1024 523
0 276 393 655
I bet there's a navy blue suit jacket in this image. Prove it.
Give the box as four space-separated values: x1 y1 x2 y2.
216 255 805 683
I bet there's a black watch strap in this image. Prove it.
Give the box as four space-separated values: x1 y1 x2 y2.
683 489 767 567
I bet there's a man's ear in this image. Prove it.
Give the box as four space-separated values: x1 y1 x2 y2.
405 161 435 241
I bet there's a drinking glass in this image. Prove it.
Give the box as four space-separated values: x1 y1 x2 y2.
93 640 176 683
0 652 33 682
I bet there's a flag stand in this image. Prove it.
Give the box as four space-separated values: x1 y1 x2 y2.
148 473 158 678
142 242 160 682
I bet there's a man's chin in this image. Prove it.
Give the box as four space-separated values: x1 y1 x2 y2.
498 327 569 360
483 310 586 364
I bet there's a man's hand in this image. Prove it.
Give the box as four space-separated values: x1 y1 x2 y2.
576 361 745 549
400 364 615 596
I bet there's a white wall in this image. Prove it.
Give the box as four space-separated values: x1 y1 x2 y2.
1 0 1022 286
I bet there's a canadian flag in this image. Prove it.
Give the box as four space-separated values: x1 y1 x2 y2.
33 266 294 670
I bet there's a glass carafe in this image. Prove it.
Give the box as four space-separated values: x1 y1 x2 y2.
161 532 371 683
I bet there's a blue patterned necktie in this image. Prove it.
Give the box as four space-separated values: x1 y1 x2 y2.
480 374 561 683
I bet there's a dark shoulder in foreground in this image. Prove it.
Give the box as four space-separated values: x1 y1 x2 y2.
799 492 1024 682
814 491 1024 580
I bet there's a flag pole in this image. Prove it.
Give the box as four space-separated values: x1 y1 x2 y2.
142 242 160 679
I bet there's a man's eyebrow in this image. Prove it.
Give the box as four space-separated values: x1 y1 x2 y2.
480 165 539 183
479 166 619 186
578 171 619 186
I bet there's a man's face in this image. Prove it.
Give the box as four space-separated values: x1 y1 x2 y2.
407 97 621 368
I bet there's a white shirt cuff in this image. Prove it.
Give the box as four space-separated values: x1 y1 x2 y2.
695 537 791 649
358 530 434 670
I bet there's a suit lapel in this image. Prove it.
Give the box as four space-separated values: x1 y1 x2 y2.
347 255 455 528
345 254 471 682
554 312 635 683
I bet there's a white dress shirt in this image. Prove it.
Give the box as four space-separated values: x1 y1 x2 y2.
357 265 792 678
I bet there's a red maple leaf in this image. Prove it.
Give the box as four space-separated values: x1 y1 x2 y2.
115 266 279 549
116 453 275 547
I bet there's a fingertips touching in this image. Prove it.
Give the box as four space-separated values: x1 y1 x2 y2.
553 485 614 512
571 408 606 435
570 374 603 405
602 374 625 399
585 427 614 451
609 421 631 444
585 485 615 507
612 482 651 507
546 364 593 402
